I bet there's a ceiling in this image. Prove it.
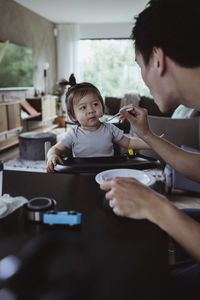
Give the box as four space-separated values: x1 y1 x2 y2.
14 0 149 24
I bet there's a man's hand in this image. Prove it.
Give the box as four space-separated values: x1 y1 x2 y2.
100 177 166 223
119 105 151 139
100 176 200 262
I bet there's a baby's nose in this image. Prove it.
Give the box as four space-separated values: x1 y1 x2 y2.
88 106 95 113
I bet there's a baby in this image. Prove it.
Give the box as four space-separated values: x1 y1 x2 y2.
46 74 151 173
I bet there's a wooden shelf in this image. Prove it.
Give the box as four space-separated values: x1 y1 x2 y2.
0 125 58 152
26 96 57 121
0 101 21 133
21 112 41 120
31 124 58 133
0 97 58 152
0 136 19 151
0 127 23 136
27 115 58 122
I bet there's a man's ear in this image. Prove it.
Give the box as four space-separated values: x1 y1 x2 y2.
152 47 166 76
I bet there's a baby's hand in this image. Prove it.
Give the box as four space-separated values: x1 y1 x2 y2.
46 154 63 173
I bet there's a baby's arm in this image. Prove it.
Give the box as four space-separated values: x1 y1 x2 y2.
117 135 150 150
46 142 68 173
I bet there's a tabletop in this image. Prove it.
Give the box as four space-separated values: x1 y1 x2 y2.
0 170 171 300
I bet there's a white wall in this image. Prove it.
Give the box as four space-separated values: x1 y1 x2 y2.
80 23 133 39
0 0 57 97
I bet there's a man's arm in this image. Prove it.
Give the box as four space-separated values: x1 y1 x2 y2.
139 131 200 182
120 105 200 182
100 177 200 263
116 135 150 150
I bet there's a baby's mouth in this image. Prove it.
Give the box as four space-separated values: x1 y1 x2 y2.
88 116 96 121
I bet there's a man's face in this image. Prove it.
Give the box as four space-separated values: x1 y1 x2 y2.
135 50 176 113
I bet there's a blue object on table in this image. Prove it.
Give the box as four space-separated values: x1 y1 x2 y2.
43 211 81 225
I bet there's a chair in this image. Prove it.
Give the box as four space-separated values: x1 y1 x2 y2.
54 98 161 174
164 145 200 193
136 106 200 165
104 96 121 115
54 153 160 174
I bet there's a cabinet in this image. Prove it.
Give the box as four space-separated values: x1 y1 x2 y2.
0 103 7 132
26 96 57 121
0 96 58 152
0 102 21 133
0 101 22 151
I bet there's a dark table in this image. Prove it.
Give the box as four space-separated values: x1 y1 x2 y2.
1 170 171 300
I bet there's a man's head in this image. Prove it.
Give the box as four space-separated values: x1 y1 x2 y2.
131 0 200 112
132 0 200 68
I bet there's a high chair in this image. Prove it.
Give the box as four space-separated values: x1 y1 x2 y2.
54 147 160 174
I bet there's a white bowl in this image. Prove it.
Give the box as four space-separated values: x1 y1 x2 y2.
95 168 156 186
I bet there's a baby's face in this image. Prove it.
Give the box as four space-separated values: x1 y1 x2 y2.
73 93 103 131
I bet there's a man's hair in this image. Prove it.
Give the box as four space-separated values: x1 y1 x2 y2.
131 0 200 67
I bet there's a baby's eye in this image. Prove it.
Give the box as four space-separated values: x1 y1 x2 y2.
93 102 99 107
80 106 86 110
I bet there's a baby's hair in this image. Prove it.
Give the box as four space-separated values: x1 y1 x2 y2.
59 74 104 122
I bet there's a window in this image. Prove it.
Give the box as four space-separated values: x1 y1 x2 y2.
0 41 33 88
78 39 150 98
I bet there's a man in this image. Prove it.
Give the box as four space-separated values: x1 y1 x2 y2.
101 0 200 297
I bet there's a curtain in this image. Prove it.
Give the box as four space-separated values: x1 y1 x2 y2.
56 24 80 81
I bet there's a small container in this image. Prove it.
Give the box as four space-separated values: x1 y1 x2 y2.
26 197 56 222
0 160 3 197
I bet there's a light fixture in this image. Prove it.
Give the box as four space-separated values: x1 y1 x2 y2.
43 62 49 95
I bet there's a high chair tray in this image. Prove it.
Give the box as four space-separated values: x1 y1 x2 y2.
54 154 160 174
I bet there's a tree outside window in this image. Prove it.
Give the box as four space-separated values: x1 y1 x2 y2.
78 39 150 99
0 42 33 88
